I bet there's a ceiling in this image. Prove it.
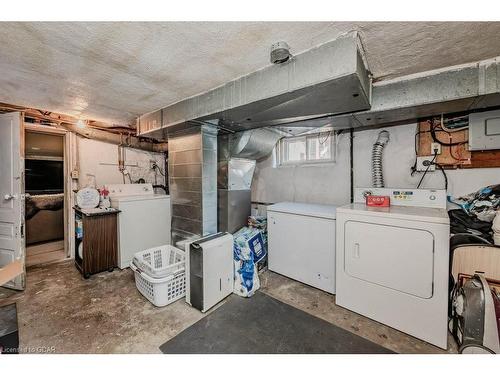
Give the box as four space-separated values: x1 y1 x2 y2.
1 22 500 126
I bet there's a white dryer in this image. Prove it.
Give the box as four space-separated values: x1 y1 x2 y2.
335 188 450 349
106 183 171 269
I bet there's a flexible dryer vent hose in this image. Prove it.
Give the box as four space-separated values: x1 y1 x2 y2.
372 130 390 188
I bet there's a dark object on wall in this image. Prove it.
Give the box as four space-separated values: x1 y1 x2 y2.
0 303 19 354
25 159 63 194
74 207 119 279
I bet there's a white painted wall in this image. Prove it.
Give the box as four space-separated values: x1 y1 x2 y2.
77 138 166 189
252 132 351 206
252 123 500 206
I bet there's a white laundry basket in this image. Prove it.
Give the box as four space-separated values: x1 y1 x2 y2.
132 245 185 278
130 245 186 307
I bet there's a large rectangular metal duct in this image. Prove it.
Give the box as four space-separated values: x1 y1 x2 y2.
138 33 371 138
322 57 500 130
168 125 217 246
217 134 257 233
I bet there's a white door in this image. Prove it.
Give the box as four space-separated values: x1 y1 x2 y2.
344 221 434 298
0 112 25 290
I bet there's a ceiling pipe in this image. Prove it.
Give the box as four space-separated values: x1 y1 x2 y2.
54 122 167 153
0 102 167 153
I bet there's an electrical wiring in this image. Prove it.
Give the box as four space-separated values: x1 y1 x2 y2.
449 143 469 162
150 161 166 176
439 113 469 132
432 118 470 164
318 130 331 145
412 116 466 189
411 126 450 175
430 118 467 147
416 152 437 188
154 164 166 176
412 118 470 169
413 148 448 190
433 162 449 190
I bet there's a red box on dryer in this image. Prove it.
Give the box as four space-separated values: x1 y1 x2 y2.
366 195 390 207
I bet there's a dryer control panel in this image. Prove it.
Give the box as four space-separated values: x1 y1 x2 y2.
354 187 447 209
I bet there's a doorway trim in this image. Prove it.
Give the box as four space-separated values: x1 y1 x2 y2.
24 123 76 260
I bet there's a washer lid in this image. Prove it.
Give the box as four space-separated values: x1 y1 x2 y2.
267 202 337 220
110 194 169 203
106 183 154 198
336 203 449 224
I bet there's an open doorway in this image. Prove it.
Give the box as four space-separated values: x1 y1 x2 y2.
24 129 67 267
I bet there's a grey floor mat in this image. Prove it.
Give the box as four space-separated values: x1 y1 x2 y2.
160 292 394 354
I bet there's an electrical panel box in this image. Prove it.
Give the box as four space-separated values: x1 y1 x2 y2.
469 110 500 151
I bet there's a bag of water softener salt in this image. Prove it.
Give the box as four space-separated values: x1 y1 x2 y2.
233 227 264 297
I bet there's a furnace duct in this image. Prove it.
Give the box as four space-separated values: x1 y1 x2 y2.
230 128 283 160
217 127 282 233
371 130 390 188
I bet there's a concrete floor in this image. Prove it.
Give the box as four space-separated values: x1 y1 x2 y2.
26 240 66 267
0 260 458 354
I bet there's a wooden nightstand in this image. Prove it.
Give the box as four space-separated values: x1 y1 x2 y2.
74 207 120 279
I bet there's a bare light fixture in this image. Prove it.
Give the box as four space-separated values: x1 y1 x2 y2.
76 119 86 128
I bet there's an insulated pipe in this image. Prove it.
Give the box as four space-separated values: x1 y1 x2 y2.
371 130 390 188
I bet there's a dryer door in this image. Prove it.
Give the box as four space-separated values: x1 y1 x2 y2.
344 221 434 298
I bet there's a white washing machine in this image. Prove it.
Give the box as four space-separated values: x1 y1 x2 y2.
335 188 450 349
106 183 171 269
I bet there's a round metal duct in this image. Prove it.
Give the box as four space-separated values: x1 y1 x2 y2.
270 41 291 64
230 128 283 160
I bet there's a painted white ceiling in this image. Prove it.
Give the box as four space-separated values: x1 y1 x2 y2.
1 22 500 126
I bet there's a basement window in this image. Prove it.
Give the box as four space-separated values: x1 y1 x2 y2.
276 131 335 166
